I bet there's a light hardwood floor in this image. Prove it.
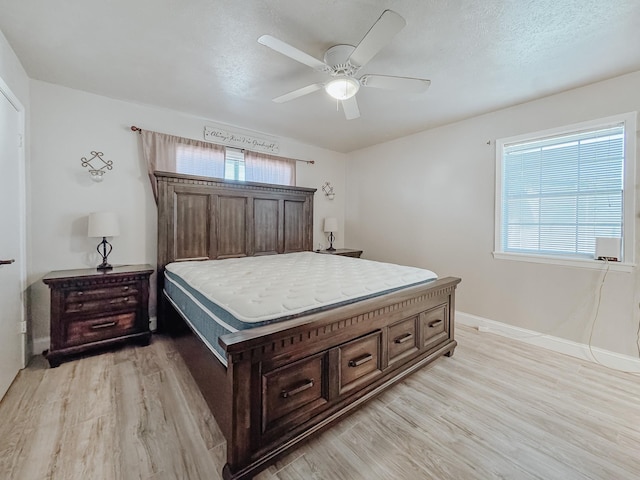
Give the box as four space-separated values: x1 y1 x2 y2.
1 325 639 480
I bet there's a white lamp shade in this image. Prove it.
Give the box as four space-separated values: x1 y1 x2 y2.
323 217 338 233
88 211 120 238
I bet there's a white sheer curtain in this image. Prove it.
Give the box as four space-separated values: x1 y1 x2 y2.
140 130 225 201
244 150 296 186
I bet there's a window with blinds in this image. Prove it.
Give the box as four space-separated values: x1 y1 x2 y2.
495 113 636 264
175 143 225 178
176 145 245 181
224 148 245 181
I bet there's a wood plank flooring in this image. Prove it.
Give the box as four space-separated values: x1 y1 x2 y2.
1 325 639 480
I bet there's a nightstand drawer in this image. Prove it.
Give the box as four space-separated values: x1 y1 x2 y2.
65 294 138 314
65 313 137 347
66 284 138 302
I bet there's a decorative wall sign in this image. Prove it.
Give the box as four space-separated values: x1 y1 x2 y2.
204 126 280 154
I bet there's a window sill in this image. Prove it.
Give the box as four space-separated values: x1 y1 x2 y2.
492 252 635 273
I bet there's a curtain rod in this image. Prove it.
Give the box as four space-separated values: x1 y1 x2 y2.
130 125 315 164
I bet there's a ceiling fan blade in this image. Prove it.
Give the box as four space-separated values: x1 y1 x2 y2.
341 96 360 120
360 74 431 93
272 83 323 103
258 35 330 72
348 10 406 68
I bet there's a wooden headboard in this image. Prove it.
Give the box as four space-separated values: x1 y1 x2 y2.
155 171 316 268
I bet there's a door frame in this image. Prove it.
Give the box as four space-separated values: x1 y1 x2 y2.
0 75 28 368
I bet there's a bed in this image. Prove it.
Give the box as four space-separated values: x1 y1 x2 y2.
155 171 461 480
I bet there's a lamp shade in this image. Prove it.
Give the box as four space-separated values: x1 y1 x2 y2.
323 217 338 233
88 211 120 238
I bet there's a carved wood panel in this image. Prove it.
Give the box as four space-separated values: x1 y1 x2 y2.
218 195 248 258
254 198 279 255
173 192 210 260
283 200 304 252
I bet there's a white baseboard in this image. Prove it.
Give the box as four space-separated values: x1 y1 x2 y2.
33 337 49 356
457 311 640 372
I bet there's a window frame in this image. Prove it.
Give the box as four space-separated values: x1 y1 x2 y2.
494 112 637 271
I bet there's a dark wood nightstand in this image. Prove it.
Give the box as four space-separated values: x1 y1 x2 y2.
42 264 154 367
316 248 363 258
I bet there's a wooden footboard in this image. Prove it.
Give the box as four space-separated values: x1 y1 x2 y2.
168 276 460 480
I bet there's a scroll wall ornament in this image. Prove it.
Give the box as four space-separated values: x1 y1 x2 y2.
322 181 335 200
81 151 113 182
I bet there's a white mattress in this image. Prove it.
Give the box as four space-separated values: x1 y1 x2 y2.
165 251 437 324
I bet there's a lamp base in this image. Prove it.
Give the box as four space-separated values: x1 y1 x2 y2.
326 231 336 251
96 237 114 271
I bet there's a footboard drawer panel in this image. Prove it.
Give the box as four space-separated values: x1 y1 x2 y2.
262 351 328 435
337 331 382 395
421 303 449 351
388 315 419 365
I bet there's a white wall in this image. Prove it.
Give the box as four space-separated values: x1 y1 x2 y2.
0 30 29 104
346 70 640 357
28 80 347 351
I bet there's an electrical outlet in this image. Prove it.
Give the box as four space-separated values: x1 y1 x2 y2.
18 321 27 334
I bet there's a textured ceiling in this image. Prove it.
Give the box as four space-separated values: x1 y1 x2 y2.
1 0 639 153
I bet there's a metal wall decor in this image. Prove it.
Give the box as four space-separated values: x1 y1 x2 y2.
81 151 113 182
322 181 335 200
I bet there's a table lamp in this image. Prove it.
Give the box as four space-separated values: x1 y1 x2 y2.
88 211 120 270
323 217 338 251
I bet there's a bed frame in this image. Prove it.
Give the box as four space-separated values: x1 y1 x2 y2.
155 171 461 480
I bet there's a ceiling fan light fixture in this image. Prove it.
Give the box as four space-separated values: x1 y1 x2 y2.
325 77 360 100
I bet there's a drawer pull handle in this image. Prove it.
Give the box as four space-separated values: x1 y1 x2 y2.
348 354 373 368
109 297 129 304
428 319 443 328
77 291 84 296
90 321 117 330
0 259 15 265
281 379 314 398
122 286 129 291
394 333 413 344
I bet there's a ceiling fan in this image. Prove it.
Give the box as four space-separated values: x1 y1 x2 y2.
258 9 430 120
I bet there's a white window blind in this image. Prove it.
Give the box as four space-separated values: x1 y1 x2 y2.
176 143 225 178
224 147 245 181
499 123 626 259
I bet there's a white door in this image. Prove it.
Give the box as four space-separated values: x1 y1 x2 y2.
0 85 25 400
